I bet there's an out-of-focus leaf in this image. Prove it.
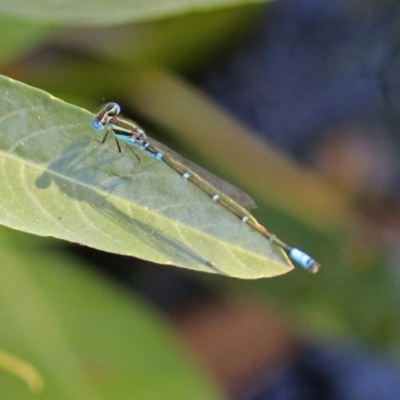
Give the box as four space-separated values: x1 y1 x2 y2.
0 0 270 25
0 15 54 62
0 227 225 399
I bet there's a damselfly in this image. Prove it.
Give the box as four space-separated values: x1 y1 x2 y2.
91 102 320 273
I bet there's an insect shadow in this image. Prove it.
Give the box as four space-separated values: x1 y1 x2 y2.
35 137 223 274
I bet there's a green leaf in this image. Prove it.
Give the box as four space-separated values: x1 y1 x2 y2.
0 74 291 278
0 227 224 399
0 0 268 25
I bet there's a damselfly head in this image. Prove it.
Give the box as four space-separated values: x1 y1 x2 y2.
104 102 121 116
92 103 121 131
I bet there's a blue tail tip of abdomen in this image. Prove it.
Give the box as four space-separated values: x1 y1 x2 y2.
289 248 320 273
